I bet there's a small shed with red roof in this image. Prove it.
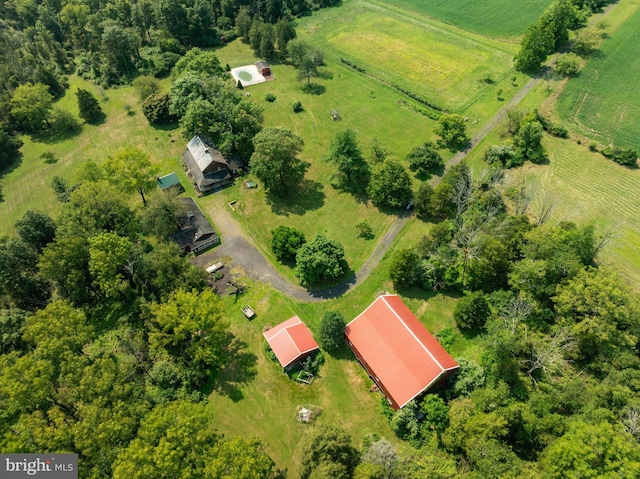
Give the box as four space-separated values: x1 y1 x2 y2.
263 316 319 370
345 295 459 410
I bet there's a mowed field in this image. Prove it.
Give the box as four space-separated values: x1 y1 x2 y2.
301 0 519 112
556 0 640 150
507 135 640 287
378 0 553 39
211 40 442 279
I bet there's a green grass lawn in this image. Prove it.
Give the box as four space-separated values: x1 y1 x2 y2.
556 0 640 150
0 76 186 235
210 225 463 475
297 0 519 112
211 40 445 277
375 0 552 39
466 102 640 289
509 136 640 287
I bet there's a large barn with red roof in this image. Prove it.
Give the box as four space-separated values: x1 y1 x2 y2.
345 295 459 410
263 316 319 370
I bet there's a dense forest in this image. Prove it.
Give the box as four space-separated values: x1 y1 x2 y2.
1 0 640 478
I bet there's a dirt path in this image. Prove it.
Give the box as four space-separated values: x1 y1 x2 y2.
200 3 621 302
201 195 409 302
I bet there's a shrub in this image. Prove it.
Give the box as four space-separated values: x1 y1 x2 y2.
356 221 373 239
318 311 346 352
601 145 637 167
301 351 325 375
589 142 598 152
265 93 276 102
132 76 160 100
142 93 176 123
40 151 58 164
292 101 303 113
554 53 581 76
547 122 569 138
454 291 491 331
484 142 521 168
50 108 79 134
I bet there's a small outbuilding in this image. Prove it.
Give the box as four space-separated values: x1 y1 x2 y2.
157 172 183 192
171 197 219 254
345 294 459 410
255 60 271 77
264 316 319 370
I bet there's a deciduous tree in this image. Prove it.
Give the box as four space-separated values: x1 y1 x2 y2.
250 127 307 197
271 225 306 261
318 311 346 352
295 235 347 286
300 424 359 479
406 142 443 177
14 210 56 253
367 159 412 209
10 82 53 132
148 289 229 388
434 114 468 149
104 147 159 206
454 291 491 330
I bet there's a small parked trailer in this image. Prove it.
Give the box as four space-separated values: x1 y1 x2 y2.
206 262 224 274
241 305 256 319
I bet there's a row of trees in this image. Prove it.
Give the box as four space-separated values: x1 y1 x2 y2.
515 0 613 72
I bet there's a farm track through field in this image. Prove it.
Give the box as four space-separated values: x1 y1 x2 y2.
203 2 620 302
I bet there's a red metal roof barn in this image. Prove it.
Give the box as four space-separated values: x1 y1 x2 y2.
345 295 459 409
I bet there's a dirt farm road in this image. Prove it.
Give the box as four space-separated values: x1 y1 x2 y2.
200 79 542 302
198 0 620 301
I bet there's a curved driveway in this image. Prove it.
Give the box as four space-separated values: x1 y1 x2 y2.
200 0 620 302
202 195 409 302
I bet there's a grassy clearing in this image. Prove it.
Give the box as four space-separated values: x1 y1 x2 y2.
211 40 443 275
299 0 518 112
0 75 185 235
210 223 463 475
556 0 640 150
467 118 640 288
375 0 552 39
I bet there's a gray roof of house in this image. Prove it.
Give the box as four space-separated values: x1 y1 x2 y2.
256 60 270 70
182 135 243 189
172 197 218 251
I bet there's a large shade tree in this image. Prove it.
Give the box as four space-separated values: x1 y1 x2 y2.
10 82 53 132
250 127 308 197
367 159 412 209
295 235 347 287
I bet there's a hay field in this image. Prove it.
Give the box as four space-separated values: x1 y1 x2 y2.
299 0 518 112
556 0 640 150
